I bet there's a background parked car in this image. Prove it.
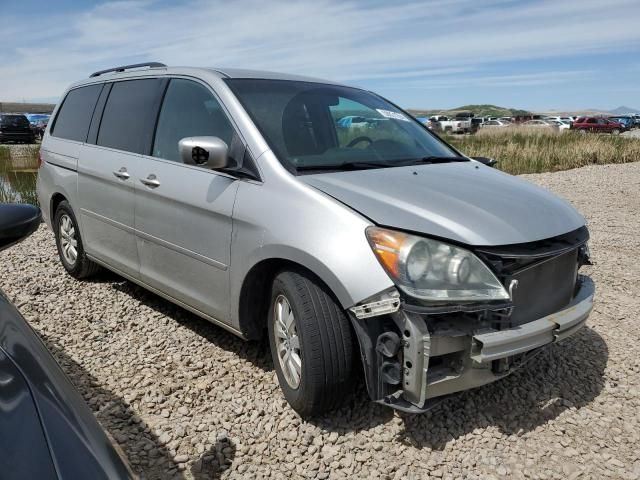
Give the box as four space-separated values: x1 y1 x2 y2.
571 117 625 135
0 113 36 144
608 116 635 130
481 120 511 128
32 119 49 139
547 120 571 131
0 203 134 479
439 115 473 133
25 113 51 125
25 113 51 140
522 119 557 129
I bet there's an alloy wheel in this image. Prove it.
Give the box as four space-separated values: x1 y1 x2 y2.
59 214 78 265
273 294 302 389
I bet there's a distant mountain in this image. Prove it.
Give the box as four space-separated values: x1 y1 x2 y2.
408 104 531 118
408 103 640 118
610 106 639 115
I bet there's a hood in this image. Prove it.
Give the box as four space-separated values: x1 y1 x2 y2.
300 162 585 246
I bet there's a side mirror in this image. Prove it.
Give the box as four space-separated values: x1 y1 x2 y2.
179 136 229 170
471 156 498 168
0 204 41 252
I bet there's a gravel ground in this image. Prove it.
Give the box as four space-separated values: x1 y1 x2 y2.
2 162 640 479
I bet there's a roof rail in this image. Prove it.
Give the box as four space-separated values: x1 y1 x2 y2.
89 62 167 78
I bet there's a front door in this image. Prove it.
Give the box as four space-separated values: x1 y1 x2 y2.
133 78 239 322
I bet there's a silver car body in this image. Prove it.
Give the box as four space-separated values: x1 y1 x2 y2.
37 66 594 412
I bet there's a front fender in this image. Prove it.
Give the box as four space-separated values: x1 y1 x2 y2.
228 176 394 330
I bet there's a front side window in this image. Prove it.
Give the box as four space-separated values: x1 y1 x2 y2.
225 79 461 173
51 84 102 142
97 79 162 154
152 79 234 162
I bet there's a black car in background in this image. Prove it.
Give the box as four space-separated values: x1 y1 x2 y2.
0 204 134 479
0 114 36 143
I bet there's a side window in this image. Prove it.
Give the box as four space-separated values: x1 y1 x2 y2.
152 79 234 163
51 84 103 142
97 79 163 154
586 118 597 124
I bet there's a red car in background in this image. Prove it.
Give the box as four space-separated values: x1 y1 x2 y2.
570 116 625 135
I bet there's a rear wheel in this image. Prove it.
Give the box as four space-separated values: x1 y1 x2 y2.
578 129 587 135
267 270 354 417
611 129 620 135
54 201 100 279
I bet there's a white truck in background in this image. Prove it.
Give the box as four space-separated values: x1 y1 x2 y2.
431 114 474 134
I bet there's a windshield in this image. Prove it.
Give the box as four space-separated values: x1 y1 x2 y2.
225 79 462 173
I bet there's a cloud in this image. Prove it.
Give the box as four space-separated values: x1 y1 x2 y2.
395 70 596 89
0 0 639 101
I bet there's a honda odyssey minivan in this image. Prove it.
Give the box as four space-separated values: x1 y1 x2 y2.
37 63 594 417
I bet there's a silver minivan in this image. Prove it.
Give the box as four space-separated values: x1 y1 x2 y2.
37 63 594 417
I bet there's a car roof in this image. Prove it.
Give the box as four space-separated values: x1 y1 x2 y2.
68 65 346 90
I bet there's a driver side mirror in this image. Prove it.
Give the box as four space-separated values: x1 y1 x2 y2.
0 204 41 252
179 136 229 170
471 156 498 168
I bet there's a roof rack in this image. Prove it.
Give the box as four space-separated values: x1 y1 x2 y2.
89 62 167 78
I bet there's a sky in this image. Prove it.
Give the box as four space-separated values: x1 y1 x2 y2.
1 0 639 111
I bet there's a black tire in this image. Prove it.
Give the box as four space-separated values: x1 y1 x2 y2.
54 201 100 279
267 270 354 417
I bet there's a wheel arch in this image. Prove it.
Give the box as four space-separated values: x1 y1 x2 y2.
50 192 68 224
236 254 353 341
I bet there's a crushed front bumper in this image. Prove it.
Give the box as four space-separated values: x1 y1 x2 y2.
350 275 595 413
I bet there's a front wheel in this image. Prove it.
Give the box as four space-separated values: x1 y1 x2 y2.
611 129 620 135
267 270 354 417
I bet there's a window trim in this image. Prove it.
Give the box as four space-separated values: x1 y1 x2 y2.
86 83 110 145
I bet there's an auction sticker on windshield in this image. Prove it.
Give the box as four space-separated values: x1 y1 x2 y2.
376 109 410 121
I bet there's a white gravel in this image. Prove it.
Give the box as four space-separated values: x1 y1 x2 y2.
2 162 640 479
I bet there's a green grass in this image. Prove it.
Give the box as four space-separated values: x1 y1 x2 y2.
442 128 640 175
0 145 40 205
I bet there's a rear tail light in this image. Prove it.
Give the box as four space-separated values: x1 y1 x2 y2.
38 151 43 168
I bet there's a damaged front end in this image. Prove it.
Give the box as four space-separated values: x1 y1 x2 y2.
350 226 595 413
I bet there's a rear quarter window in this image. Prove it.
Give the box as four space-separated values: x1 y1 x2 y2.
51 84 103 142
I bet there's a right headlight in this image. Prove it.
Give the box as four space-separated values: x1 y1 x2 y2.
366 227 510 303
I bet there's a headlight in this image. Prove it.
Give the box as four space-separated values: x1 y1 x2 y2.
366 227 510 302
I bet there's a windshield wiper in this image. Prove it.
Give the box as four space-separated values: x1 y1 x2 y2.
398 155 469 166
296 161 395 171
296 156 468 172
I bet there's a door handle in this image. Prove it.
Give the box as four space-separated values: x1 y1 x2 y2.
140 174 160 188
113 167 130 180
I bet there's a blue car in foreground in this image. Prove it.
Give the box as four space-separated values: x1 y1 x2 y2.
0 204 134 479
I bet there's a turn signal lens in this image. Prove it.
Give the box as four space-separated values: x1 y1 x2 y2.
366 228 406 278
